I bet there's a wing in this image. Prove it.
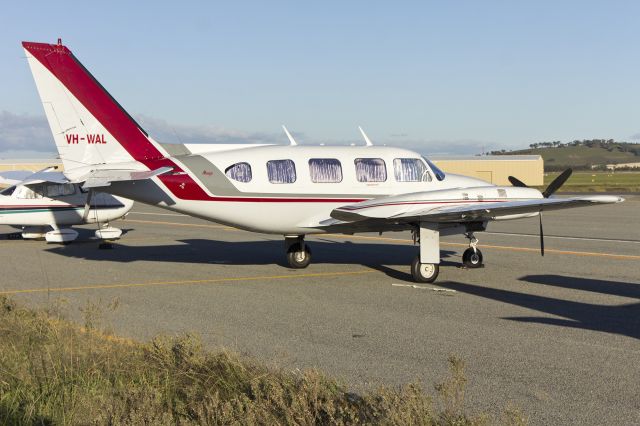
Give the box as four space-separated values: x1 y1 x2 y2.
0 170 35 186
0 168 68 187
331 195 624 223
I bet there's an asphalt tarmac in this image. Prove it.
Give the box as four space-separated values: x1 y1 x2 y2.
1 197 638 425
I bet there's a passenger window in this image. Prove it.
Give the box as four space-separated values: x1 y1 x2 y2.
15 185 42 199
267 159 297 184
0 186 16 196
354 158 387 182
45 183 75 197
309 159 342 183
225 162 252 183
394 158 431 182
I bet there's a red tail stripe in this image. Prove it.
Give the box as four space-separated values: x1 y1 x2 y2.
23 42 162 162
22 41 216 201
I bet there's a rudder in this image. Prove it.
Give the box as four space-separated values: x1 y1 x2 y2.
23 40 164 171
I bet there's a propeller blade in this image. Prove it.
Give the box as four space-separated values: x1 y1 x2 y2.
543 168 572 198
508 176 528 187
539 213 545 257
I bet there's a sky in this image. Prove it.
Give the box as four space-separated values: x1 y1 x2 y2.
1 0 639 157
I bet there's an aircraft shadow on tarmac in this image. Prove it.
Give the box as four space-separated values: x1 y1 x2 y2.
443 275 640 340
44 237 459 281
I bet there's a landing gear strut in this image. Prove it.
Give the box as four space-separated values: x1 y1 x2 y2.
284 236 311 269
462 232 483 268
410 223 441 283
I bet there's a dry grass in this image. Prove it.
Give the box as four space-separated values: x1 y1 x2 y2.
0 296 527 425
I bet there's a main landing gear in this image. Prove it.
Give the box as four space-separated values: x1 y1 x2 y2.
411 256 440 283
462 232 483 268
409 225 485 283
410 223 441 283
284 236 312 268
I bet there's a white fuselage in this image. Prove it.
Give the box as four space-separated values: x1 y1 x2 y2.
91 144 542 235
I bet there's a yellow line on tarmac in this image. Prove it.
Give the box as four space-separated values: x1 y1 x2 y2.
0 270 374 296
122 218 235 230
322 234 640 261
117 218 640 261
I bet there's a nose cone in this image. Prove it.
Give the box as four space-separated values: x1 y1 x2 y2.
445 173 493 188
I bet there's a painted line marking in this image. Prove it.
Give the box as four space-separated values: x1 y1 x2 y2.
392 283 457 293
0 270 375 296
122 218 235 230
128 211 187 217
483 231 640 245
322 234 640 261
115 218 640 261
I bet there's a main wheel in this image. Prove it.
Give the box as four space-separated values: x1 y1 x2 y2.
410 256 439 283
286 243 312 268
462 248 483 268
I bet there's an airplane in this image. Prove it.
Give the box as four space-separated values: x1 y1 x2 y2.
20 39 624 282
0 167 132 243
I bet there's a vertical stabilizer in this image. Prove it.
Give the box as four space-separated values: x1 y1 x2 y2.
22 40 164 171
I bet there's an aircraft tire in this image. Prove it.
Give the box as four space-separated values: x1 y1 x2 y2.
410 256 439 283
286 243 312 268
462 248 483 268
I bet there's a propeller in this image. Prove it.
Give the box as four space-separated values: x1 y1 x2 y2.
542 168 572 198
539 214 545 256
507 168 573 257
508 176 528 187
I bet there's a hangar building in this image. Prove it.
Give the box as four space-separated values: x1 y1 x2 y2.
432 155 543 186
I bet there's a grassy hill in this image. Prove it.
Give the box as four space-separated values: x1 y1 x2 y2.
489 140 640 170
504 145 638 169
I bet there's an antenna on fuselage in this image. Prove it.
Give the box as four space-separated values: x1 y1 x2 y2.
282 125 297 146
358 126 373 146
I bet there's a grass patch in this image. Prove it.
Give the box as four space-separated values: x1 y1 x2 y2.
541 171 640 192
0 296 527 425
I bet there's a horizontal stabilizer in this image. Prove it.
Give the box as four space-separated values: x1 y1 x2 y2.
78 166 173 189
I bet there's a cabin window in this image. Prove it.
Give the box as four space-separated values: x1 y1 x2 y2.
225 162 252 183
0 186 16 196
15 185 42 199
394 158 431 182
45 183 76 197
354 158 387 182
309 159 342 183
267 159 297 184
423 157 446 181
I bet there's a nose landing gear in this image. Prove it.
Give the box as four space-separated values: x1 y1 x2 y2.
462 232 483 268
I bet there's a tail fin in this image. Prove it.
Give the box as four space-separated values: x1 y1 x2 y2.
23 40 164 171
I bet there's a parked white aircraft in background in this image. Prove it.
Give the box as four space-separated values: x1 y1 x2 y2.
0 168 132 243
21 39 624 282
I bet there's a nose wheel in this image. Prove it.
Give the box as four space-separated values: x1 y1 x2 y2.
463 233 483 268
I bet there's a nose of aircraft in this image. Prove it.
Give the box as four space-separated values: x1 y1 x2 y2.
445 173 493 188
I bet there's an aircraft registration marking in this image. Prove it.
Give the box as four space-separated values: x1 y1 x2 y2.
65 133 107 144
